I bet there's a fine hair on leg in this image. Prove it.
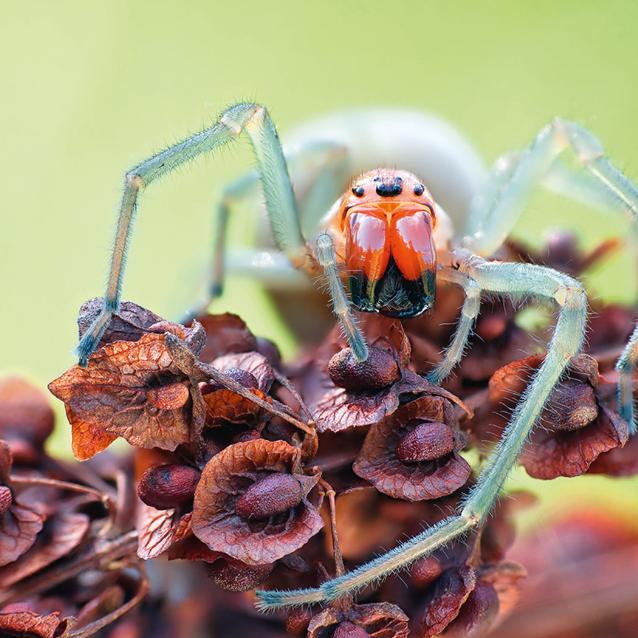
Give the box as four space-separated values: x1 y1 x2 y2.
77 103 305 366
255 252 587 610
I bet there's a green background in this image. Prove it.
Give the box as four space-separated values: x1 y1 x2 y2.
2 1 637 526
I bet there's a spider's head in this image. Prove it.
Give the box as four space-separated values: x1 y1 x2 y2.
336 169 437 318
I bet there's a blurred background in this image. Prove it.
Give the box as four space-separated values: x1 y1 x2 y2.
2 1 638 526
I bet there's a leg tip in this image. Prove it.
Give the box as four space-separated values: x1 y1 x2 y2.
75 308 114 366
76 333 99 367
617 390 636 436
209 283 224 299
352 338 369 363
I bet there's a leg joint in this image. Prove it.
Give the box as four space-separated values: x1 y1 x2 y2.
460 506 482 528
554 278 586 309
125 172 144 190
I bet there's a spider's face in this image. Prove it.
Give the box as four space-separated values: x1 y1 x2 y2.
337 169 437 318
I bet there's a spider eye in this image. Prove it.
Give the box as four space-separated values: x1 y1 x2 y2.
352 185 365 197
414 183 425 196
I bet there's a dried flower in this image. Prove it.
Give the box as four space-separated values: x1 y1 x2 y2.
353 396 471 501
191 439 323 565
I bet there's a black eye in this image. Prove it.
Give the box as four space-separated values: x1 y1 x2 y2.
414 183 425 196
352 185 365 197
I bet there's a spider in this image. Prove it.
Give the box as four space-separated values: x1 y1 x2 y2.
76 103 638 609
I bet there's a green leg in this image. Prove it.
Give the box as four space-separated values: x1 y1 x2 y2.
201 141 349 310
426 267 481 385
315 233 368 363
463 119 638 432
463 119 638 256
617 324 638 434
77 103 304 365
256 254 587 609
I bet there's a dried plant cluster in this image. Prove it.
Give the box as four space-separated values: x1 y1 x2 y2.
1 233 637 637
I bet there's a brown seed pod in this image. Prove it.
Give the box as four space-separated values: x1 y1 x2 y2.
307 603 409 638
411 555 445 589
0 485 12 516
286 608 313 637
328 346 400 391
191 439 323 565
235 473 304 520
395 421 455 463
353 396 471 501
544 379 598 432
137 464 200 510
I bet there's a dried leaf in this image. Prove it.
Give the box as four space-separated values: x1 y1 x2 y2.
418 565 476 637
191 439 322 565
78 298 206 353
440 580 499 638
0 442 44 566
49 333 201 459
0 501 44 567
78 298 163 346
588 432 638 476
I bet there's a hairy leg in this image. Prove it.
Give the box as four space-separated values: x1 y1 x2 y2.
204 141 349 308
256 253 587 609
315 233 368 362
77 103 304 365
426 267 482 385
463 119 638 255
463 119 638 432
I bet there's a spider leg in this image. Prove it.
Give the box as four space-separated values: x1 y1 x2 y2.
463 119 638 255
617 325 638 432
463 119 638 432
195 142 350 316
256 254 587 609
77 103 305 365
315 233 368 362
426 267 481 385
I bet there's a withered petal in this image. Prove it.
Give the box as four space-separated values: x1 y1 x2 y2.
0 511 90 587
0 502 44 567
